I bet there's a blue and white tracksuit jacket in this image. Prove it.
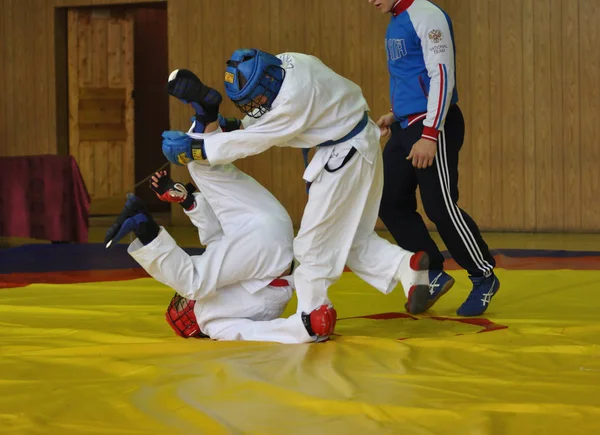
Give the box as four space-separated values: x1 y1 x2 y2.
386 0 459 142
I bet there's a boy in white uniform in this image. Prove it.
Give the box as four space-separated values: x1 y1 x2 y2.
104 122 334 343
161 49 433 341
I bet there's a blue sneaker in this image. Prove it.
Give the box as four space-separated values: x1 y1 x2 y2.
426 270 455 310
457 273 500 317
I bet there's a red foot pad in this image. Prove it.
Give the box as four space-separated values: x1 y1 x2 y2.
409 251 430 271
405 285 430 315
310 305 338 337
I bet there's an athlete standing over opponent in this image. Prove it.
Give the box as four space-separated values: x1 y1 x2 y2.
160 49 432 341
368 0 500 316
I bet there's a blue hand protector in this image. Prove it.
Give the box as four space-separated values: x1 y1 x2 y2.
167 69 221 122
105 213 148 248
161 131 206 165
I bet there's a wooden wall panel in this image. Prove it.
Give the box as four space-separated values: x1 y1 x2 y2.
3 0 17 156
469 0 491 228
523 0 537 229
447 0 473 217
549 0 565 231
55 0 163 6
533 0 551 229
0 0 6 154
0 0 163 159
562 0 582 231
579 0 600 231
501 0 525 230
166 0 192 225
487 0 503 231
1 0 599 232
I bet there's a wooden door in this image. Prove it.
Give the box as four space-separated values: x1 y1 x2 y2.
68 8 134 215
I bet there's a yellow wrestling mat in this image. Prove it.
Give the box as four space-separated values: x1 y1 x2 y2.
2 267 600 434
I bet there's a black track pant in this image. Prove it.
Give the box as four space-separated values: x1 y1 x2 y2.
378 105 495 277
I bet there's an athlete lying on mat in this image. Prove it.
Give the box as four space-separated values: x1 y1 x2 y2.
104 126 335 344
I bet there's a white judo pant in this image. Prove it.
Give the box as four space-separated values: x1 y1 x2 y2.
128 161 314 344
294 119 417 314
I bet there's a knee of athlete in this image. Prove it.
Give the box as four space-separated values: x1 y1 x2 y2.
248 226 288 253
266 216 294 239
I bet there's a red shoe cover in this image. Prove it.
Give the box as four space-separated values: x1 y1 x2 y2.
409 251 429 271
310 305 337 337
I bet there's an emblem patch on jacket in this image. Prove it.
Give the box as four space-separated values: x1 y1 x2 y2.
428 29 443 44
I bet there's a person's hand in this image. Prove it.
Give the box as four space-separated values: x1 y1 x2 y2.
150 170 188 203
161 131 193 165
376 112 395 137
406 138 437 168
161 131 206 165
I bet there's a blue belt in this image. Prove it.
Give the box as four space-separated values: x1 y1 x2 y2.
302 111 369 168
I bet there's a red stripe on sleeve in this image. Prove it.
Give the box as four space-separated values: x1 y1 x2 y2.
432 64 445 128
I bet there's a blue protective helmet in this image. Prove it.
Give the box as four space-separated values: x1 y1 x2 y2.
224 49 286 118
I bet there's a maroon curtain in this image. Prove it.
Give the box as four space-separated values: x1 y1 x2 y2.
0 155 90 243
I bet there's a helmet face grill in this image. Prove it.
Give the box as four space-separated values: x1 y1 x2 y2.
165 293 204 338
232 67 286 118
234 98 268 118
224 49 286 119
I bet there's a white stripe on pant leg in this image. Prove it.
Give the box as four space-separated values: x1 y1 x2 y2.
437 131 493 273
433 143 487 274
438 131 494 272
437 130 493 273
